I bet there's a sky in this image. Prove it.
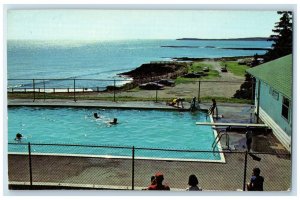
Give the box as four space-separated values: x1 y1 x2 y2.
7 10 281 41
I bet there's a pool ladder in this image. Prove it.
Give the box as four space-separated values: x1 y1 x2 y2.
212 128 230 153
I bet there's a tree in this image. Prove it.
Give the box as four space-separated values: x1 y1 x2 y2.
264 11 293 62
234 11 293 100
251 53 259 67
233 73 254 100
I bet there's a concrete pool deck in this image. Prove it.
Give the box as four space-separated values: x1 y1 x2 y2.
7 99 192 110
7 99 291 191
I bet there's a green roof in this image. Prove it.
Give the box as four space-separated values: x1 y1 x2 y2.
246 54 292 99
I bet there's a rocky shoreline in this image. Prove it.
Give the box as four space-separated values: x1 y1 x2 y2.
107 61 188 91
105 55 254 91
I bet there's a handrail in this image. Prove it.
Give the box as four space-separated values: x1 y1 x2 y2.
212 130 230 153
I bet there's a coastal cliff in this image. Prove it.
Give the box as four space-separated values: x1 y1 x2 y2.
119 62 187 80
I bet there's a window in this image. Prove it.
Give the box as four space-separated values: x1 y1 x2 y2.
281 97 290 121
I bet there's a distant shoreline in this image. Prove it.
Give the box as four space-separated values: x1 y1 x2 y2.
161 46 270 51
177 37 270 41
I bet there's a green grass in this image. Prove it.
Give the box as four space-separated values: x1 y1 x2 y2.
188 62 211 73
175 62 220 84
221 61 250 77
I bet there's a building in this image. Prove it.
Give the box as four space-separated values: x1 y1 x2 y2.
246 54 292 152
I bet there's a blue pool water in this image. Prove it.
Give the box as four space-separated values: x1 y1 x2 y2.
8 107 221 161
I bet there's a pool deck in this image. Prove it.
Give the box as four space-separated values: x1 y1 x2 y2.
7 99 192 110
7 99 291 191
7 99 254 116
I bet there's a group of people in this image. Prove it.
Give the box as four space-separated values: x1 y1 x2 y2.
145 173 202 191
145 168 264 191
167 97 216 114
94 112 118 125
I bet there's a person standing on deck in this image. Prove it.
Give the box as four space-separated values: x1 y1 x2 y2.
246 127 253 152
208 99 217 115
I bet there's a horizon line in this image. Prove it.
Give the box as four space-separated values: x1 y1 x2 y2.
7 36 270 41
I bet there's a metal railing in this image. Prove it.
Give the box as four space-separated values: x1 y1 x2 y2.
8 142 291 191
7 78 255 103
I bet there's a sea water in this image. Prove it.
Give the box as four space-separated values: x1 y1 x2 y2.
7 39 271 89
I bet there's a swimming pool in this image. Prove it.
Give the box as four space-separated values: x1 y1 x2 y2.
8 107 223 162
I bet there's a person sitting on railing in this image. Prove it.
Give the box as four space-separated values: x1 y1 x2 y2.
147 172 170 190
15 133 23 141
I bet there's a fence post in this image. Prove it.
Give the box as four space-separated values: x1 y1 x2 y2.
33 79 35 102
43 80 46 101
113 79 116 102
132 146 135 190
73 79 76 102
251 78 255 105
28 142 33 186
155 89 158 103
256 80 261 123
243 151 248 191
197 81 201 102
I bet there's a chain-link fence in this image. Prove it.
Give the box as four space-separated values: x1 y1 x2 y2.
7 78 254 103
8 142 291 191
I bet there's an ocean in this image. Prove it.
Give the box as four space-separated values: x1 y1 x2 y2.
7 39 272 90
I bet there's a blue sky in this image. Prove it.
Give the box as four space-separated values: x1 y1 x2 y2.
7 10 280 40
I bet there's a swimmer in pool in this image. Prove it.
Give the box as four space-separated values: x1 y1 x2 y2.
109 118 118 125
15 133 23 141
94 113 100 119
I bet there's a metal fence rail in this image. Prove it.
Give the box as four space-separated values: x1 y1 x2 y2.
8 142 291 191
7 78 255 103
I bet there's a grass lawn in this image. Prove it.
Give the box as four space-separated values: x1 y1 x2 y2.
221 61 250 77
175 62 220 84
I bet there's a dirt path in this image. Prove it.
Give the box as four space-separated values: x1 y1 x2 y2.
202 60 244 82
